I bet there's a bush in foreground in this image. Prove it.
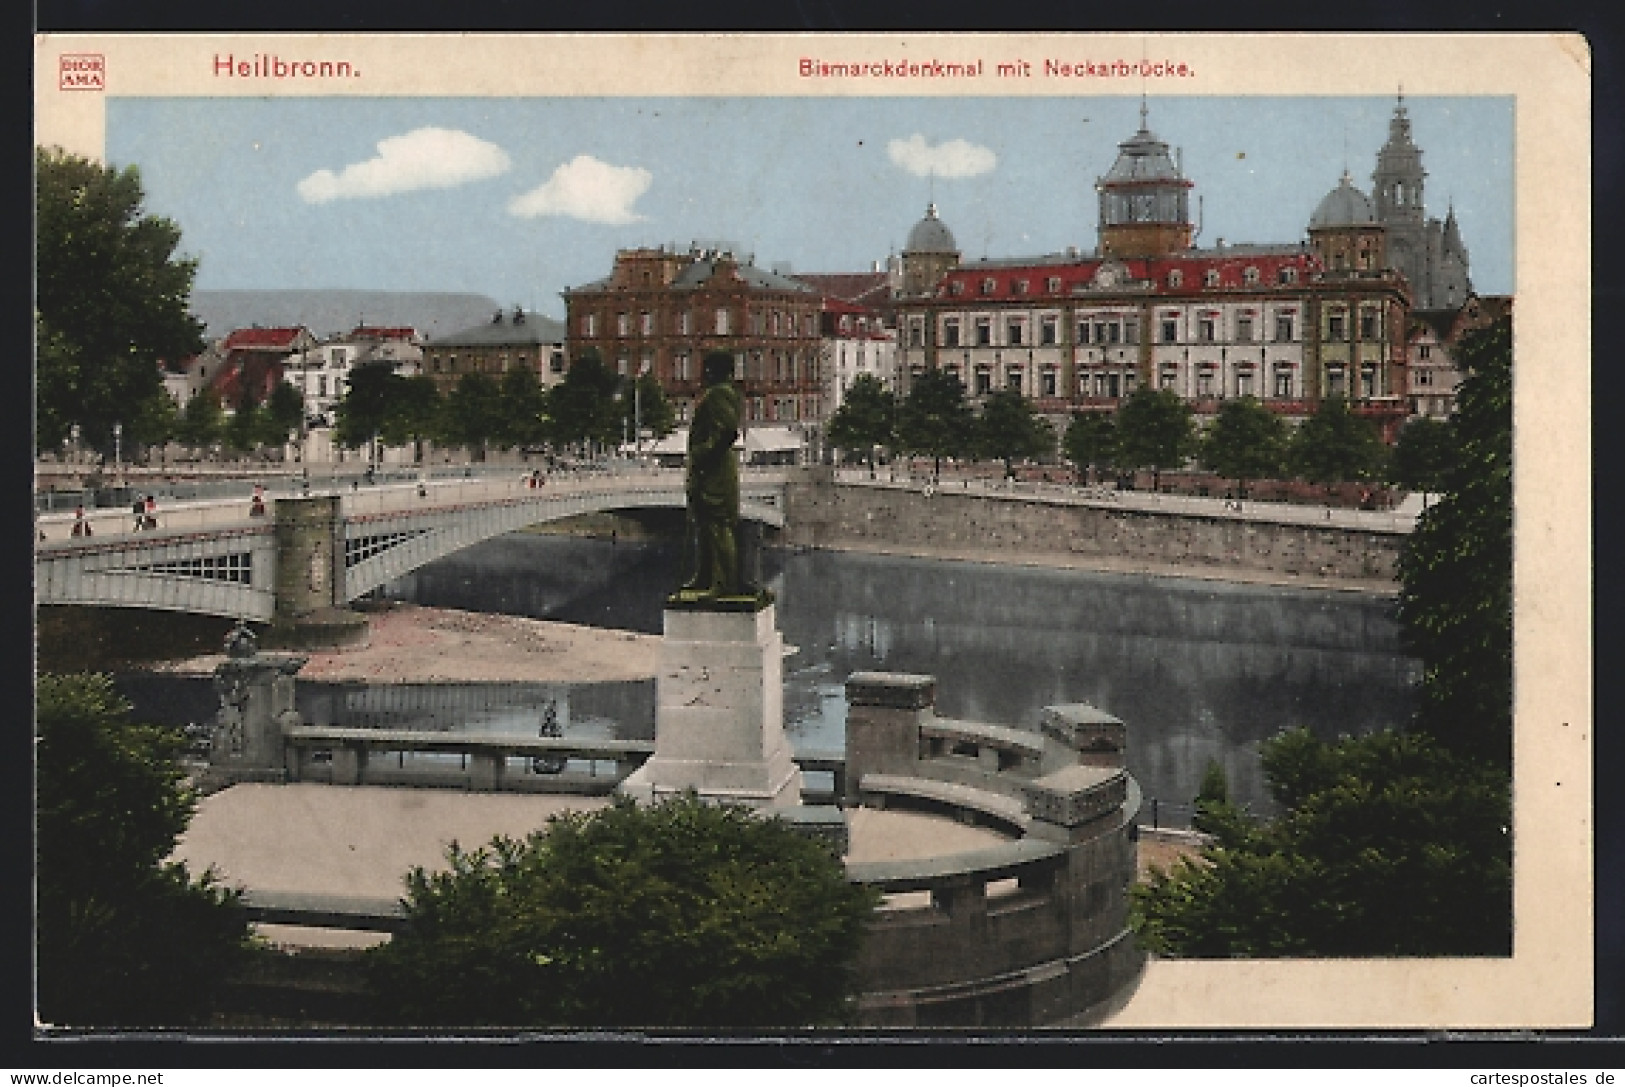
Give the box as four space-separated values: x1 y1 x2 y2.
367 794 880 1028
35 673 254 1026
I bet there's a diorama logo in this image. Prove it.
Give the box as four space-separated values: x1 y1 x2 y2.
59 54 106 90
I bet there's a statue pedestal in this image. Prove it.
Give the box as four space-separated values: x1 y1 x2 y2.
619 602 803 808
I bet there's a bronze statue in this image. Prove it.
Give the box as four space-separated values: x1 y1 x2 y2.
678 351 742 599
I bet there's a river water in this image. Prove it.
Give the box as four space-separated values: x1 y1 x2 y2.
117 533 1419 824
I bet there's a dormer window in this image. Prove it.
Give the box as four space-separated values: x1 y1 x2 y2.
1279 266 1299 285
1204 268 1221 288
981 278 997 295
1167 269 1184 289
950 281 965 296
1244 266 1260 286
1046 276 1062 293
1014 279 1029 295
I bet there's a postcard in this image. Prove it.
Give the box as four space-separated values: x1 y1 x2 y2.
31 32 1592 1031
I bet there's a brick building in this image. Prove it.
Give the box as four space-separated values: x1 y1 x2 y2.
421 306 567 395
562 246 825 427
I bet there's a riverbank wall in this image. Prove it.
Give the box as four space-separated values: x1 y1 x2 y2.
782 473 1404 590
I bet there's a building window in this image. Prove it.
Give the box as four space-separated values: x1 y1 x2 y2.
1279 266 1298 285
1197 371 1214 397
581 314 597 336
1237 316 1254 342
1014 279 1029 295
679 311 692 335
1007 321 1024 346
1046 277 1062 293
1041 317 1057 345
950 281 965 296
1125 320 1139 345
551 351 565 374
1327 366 1346 397
909 319 924 347
1198 317 1216 343
1168 269 1184 289
1007 370 1023 392
1360 311 1378 339
1079 321 1092 345
1361 365 1377 398
617 355 630 376
1042 369 1057 396
975 318 992 346
1274 369 1293 398
639 311 653 336
715 308 730 335
981 278 997 295
1415 369 1432 386
617 313 631 337
1244 266 1260 286
1205 268 1221 288
1160 368 1176 390
1161 318 1178 343
975 369 992 394
1275 314 1295 341
1237 371 1254 398
943 319 961 348
1328 313 1347 341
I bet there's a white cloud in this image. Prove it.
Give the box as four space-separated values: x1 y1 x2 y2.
887 134 997 179
507 155 653 224
297 127 511 203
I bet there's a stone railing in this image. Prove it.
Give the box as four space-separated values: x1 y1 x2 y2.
838 671 1144 1027
281 725 654 795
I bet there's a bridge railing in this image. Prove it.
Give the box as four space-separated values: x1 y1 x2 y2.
35 498 266 544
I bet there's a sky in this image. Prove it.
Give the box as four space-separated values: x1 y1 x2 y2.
107 94 1514 320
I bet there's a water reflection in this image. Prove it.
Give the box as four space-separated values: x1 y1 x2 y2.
115 533 1417 824
379 534 1419 820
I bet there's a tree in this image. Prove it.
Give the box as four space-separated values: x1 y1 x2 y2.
1199 396 1288 495
825 374 896 475
36 673 254 1025
896 367 973 481
366 794 879 1028
1396 315 1513 770
1287 395 1386 489
495 365 548 450
262 380 305 453
36 147 207 455
439 372 504 460
621 370 677 446
381 373 443 463
548 349 624 454
1062 411 1118 482
1131 728 1511 957
223 396 268 455
1389 415 1457 498
974 388 1055 478
334 360 398 451
1114 386 1197 490
176 388 224 451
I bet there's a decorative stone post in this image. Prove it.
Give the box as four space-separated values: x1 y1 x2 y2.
267 493 368 648
842 672 936 806
211 619 307 783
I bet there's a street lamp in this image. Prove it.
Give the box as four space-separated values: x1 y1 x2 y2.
112 422 122 482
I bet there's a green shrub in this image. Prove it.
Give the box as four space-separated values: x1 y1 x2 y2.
367 793 879 1028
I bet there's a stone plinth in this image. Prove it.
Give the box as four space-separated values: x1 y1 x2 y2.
212 649 306 781
619 603 802 808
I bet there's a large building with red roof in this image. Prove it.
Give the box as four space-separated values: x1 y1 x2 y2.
894 103 1444 441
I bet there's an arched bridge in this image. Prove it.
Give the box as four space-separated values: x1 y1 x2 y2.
35 471 789 622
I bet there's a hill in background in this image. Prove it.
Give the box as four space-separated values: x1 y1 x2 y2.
190 290 511 342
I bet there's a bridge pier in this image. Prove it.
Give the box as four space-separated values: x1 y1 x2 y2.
266 495 369 650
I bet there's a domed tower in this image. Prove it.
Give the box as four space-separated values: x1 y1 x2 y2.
900 203 961 297
1095 102 1194 259
1308 170 1387 275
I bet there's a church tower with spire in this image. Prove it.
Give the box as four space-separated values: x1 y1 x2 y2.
1370 93 1473 308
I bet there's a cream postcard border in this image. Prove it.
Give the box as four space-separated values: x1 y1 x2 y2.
31 31 1594 1030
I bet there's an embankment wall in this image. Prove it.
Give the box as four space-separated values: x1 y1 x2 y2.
782 477 1403 586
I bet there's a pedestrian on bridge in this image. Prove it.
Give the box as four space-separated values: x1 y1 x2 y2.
249 485 267 518
71 506 91 537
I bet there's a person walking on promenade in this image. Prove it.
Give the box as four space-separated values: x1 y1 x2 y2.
71 505 91 537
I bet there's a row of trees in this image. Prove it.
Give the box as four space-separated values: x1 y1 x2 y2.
1132 315 1513 957
827 369 1458 495
333 350 676 462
